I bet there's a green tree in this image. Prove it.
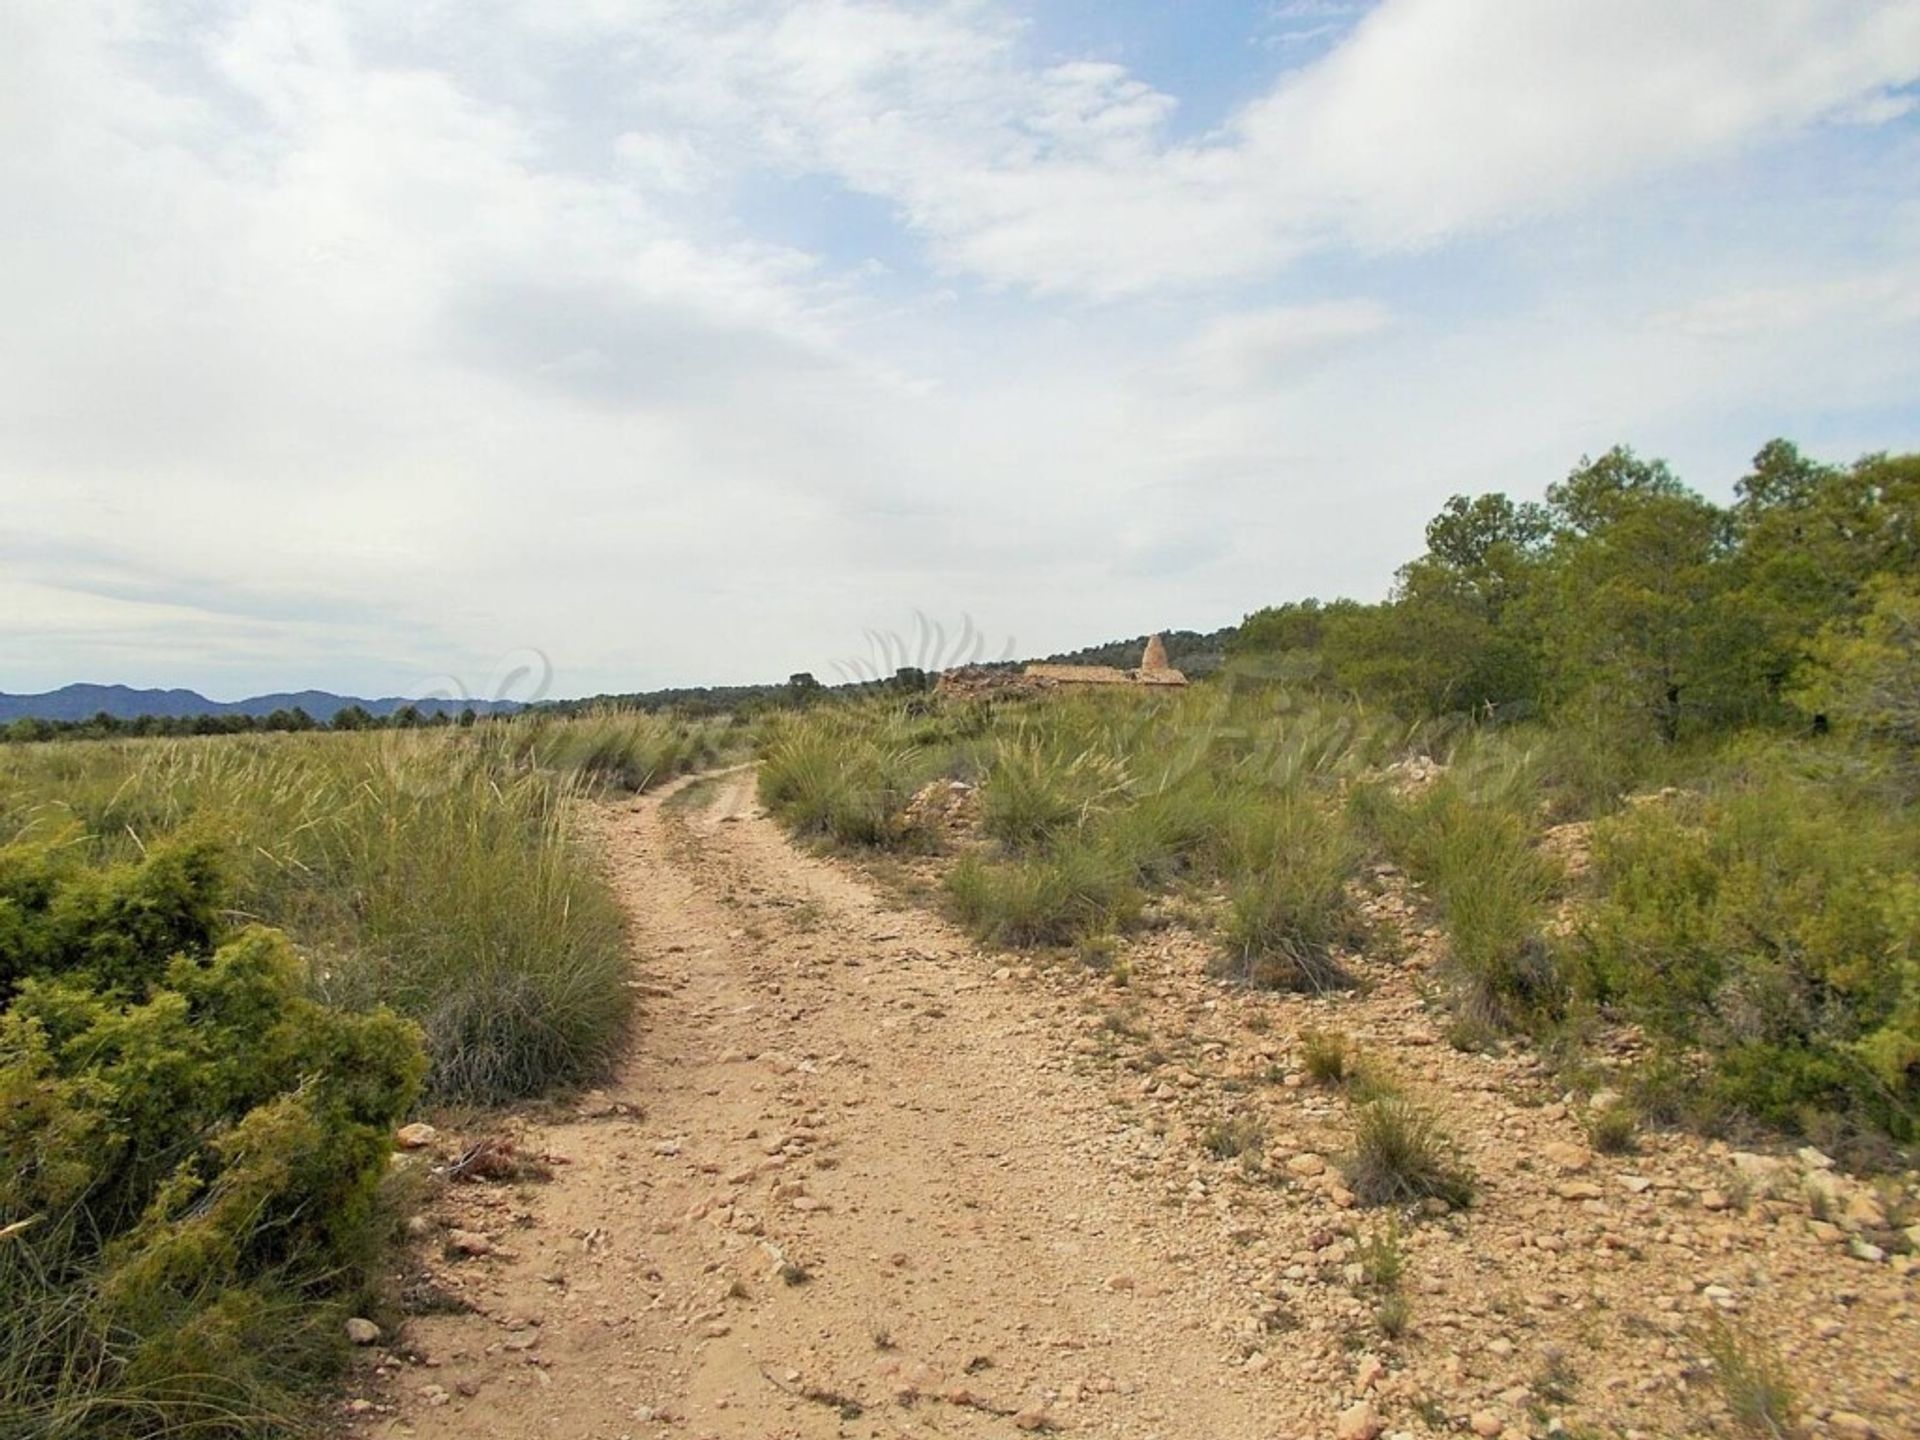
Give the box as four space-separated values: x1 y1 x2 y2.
1536 451 1729 740
1794 576 1920 746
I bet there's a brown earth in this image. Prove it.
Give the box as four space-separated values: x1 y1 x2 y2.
352 769 1920 1440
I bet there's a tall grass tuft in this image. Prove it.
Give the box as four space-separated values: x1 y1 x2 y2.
945 844 1141 947
758 715 930 848
0 730 631 1105
1216 792 1364 991
978 735 1129 852
1359 771 1562 1029
1702 1318 1798 1439
1343 1098 1475 1208
505 708 729 792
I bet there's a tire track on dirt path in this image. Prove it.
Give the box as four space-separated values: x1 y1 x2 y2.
358 767 1289 1440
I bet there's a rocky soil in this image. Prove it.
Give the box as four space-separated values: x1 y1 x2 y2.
350 768 1919 1440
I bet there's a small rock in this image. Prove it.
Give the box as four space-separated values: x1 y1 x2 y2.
446 1230 493 1257
1013 1402 1055 1431
1104 1273 1135 1292
1700 1189 1730 1212
1543 1142 1592 1173
1470 1410 1504 1438
395 1122 438 1150
1844 1191 1887 1230
1829 1411 1876 1439
418 1384 450 1408
344 1317 382 1346
1731 1151 1785 1185
1286 1153 1328 1179
1335 1399 1384 1440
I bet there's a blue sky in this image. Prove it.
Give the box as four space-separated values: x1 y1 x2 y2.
4 1 1919 701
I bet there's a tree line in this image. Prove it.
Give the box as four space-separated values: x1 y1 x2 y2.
3 703 489 744
1232 439 1920 745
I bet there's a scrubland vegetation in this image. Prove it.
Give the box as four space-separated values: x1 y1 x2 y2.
759 439 1920 1162
0 711 728 1435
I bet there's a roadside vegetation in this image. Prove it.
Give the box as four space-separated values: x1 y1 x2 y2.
0 710 739 1434
758 438 1920 1161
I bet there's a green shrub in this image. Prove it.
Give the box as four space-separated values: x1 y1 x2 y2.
1356 1217 1406 1290
1570 753 1920 1138
0 842 424 1438
0 838 223 1001
1585 1105 1638 1155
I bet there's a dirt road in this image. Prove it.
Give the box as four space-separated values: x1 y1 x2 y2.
360 768 1920 1440
366 768 1288 1439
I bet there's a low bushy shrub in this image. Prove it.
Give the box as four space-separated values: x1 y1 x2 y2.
1570 752 1920 1139
1 840 424 1437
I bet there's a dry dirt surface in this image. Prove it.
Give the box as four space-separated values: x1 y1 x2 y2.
354 768 1920 1440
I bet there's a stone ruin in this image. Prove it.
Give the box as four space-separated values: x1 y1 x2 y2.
933 635 1187 698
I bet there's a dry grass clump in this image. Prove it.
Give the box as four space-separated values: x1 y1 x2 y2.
1701 1318 1798 1439
758 722 930 849
1586 1104 1638 1154
506 708 730 792
1201 1110 1269 1162
1299 1028 1352 1084
1343 1098 1475 1208
1215 793 1364 992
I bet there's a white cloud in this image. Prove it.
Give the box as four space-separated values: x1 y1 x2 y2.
1 1 1918 698
519 0 1920 297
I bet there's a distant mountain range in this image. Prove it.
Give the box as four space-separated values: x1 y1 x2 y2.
0 684 523 724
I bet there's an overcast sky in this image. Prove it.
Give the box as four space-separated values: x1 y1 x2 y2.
5 1 1920 701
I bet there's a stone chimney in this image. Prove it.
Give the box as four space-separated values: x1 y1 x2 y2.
1140 634 1171 672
